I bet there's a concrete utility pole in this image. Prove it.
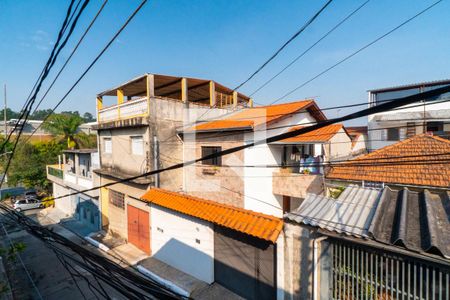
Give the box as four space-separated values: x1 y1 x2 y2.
3 84 7 138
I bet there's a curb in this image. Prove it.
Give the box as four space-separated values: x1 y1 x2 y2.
84 234 110 252
136 265 190 298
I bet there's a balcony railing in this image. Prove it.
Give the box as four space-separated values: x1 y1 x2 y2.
47 165 64 179
98 97 148 122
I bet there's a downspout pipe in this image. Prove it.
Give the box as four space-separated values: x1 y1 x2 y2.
313 236 328 300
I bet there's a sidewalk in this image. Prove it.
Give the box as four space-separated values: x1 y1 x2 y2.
37 207 242 299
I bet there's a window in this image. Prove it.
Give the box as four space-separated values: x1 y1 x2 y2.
386 128 399 141
201 146 222 166
426 121 444 133
104 137 112 154
131 136 144 155
109 190 125 209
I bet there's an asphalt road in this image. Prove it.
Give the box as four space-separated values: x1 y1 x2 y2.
0 209 127 300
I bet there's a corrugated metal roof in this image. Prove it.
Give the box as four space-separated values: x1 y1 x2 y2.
285 185 380 237
141 188 283 243
369 187 450 259
368 79 450 93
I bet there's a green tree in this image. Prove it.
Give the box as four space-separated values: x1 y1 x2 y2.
0 108 20 120
30 109 53 120
42 113 83 149
82 112 95 122
8 141 65 190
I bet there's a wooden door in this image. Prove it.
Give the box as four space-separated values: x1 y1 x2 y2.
127 205 150 254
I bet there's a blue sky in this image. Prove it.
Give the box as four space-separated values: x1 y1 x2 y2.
0 0 449 125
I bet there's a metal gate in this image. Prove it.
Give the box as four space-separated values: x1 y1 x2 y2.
127 205 150 254
214 226 276 300
329 239 450 300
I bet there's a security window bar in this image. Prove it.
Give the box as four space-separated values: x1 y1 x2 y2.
329 239 450 300
201 146 222 166
109 190 125 209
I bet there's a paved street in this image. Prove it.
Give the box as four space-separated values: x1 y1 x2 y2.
0 209 127 300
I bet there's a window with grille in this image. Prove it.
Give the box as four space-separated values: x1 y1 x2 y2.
201 146 222 166
131 136 144 155
104 137 112 154
109 190 124 209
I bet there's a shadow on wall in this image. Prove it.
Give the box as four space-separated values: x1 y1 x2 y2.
59 199 100 236
153 234 280 300
152 237 213 284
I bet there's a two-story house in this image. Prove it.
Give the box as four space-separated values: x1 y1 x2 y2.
136 99 354 299
368 79 450 151
93 73 251 253
46 149 100 234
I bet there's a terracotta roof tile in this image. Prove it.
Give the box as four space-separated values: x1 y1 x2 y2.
280 124 345 143
141 188 283 243
193 100 325 132
327 134 450 188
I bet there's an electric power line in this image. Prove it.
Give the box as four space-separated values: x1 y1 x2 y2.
234 0 334 91
249 0 371 97
270 0 443 104
44 85 450 202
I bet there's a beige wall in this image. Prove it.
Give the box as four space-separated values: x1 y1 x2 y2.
327 128 353 161
183 132 245 208
272 173 324 199
99 126 150 176
98 175 149 239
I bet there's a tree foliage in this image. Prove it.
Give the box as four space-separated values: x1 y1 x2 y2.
42 113 84 149
7 141 65 190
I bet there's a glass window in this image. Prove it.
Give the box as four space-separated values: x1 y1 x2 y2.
109 190 125 209
201 146 222 166
387 128 399 141
131 136 144 155
104 137 112 154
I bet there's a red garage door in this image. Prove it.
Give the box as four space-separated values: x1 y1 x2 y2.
127 205 150 254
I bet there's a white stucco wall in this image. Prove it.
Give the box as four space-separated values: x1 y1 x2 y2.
53 182 72 216
244 112 318 218
150 205 214 284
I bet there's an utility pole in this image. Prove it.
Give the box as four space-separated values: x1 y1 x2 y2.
3 84 7 139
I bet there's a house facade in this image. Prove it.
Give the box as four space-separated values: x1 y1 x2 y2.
93 73 251 254
46 149 100 233
368 79 450 151
182 100 354 218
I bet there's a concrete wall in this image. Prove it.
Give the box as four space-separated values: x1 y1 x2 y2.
328 128 353 161
98 175 148 238
283 223 315 300
351 134 368 155
150 205 214 283
53 182 72 216
98 126 150 176
183 132 245 207
244 112 317 218
272 173 323 199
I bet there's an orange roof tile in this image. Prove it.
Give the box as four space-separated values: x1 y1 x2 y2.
193 100 325 132
280 124 345 143
141 188 283 243
327 134 450 188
